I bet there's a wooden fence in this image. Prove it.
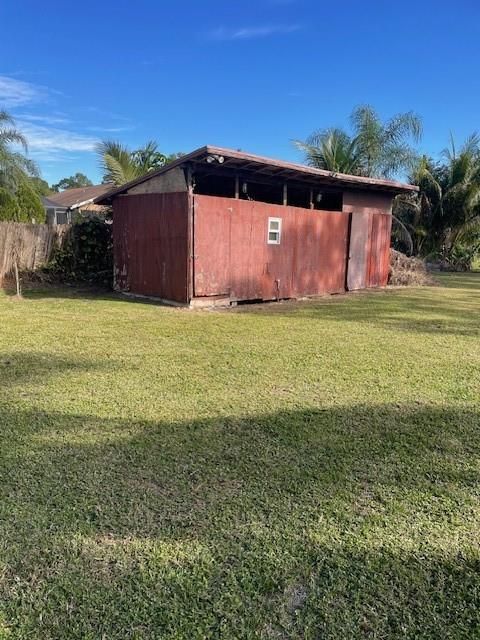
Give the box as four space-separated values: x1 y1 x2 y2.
0 222 70 281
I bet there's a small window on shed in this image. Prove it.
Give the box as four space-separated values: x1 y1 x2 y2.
267 217 282 244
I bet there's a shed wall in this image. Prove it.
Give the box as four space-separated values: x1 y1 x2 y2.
193 195 350 301
113 192 189 302
126 167 187 195
342 189 393 215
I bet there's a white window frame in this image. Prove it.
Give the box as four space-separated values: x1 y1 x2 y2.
267 217 282 245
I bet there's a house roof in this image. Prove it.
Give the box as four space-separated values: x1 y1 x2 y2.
95 145 419 204
41 196 66 209
46 184 113 209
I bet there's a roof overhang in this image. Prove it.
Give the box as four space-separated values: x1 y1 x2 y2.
95 145 419 204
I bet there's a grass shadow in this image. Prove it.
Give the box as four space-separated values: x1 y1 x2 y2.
1 401 479 637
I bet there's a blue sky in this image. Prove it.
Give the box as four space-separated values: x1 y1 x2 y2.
0 0 479 184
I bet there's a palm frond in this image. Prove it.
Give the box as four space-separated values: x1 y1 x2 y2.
392 215 414 254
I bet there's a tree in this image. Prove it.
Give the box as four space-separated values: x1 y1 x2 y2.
16 182 45 223
394 134 480 268
293 128 362 175
0 187 19 221
30 176 52 196
0 110 38 193
294 105 422 179
97 140 178 186
0 109 43 222
52 172 93 192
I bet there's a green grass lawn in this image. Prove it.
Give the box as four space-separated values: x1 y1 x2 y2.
0 274 479 639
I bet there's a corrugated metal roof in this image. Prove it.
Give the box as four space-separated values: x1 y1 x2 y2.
95 145 419 204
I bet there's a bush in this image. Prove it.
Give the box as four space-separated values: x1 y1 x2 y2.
16 182 45 223
46 216 113 287
0 183 45 223
0 188 19 221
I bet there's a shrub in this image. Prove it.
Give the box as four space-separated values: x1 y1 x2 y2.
0 188 19 221
46 216 113 287
15 182 45 223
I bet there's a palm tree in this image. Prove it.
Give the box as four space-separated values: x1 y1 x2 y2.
97 140 176 186
293 128 362 174
294 105 422 179
0 110 38 192
394 134 480 266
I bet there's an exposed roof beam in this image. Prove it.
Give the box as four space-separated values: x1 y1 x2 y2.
95 145 418 204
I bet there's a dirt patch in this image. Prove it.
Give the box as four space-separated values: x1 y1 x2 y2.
389 249 437 286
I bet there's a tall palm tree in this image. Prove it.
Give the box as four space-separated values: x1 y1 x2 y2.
0 110 38 192
97 140 176 186
294 105 422 179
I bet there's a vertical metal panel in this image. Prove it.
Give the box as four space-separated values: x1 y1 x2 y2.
193 195 350 301
113 192 189 302
380 215 392 287
347 211 370 291
293 209 349 295
366 213 392 287
367 213 380 287
193 196 231 296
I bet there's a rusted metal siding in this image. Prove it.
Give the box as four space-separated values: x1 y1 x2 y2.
113 192 189 302
367 213 392 287
193 195 349 301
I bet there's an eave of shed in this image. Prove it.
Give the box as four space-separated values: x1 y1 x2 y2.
95 145 418 204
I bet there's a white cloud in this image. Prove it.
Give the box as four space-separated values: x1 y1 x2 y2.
17 121 98 160
209 24 301 41
86 125 133 133
0 74 129 165
15 113 71 126
85 106 130 121
0 75 48 107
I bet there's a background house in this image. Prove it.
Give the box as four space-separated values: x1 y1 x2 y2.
97 146 418 306
42 184 112 224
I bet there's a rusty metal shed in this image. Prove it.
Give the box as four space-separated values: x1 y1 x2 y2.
96 146 417 307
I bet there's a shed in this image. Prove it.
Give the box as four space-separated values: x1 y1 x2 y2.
96 146 418 307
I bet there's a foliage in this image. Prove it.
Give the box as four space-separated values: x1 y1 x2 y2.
30 176 52 196
0 109 46 222
46 217 112 285
0 109 38 193
394 134 480 267
97 139 178 186
0 186 19 221
0 274 479 637
15 181 45 223
293 127 362 174
294 104 422 178
52 172 93 192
